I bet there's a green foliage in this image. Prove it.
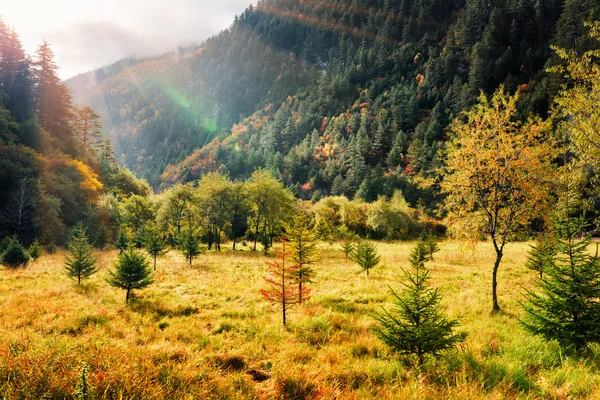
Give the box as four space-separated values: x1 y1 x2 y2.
107 247 154 303
372 241 465 366
1 236 29 268
115 231 129 253
353 240 380 277
525 234 556 278
46 242 57 254
65 225 98 284
143 226 167 271
340 226 358 261
180 229 202 267
521 217 600 351
286 214 319 304
28 240 41 260
422 233 440 262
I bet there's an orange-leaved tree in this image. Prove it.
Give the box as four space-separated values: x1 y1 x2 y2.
260 240 310 325
440 87 556 313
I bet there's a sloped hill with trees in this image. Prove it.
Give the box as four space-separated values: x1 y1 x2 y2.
68 0 598 201
0 19 148 247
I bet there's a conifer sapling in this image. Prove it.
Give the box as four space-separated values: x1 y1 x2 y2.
143 226 167 271
525 233 555 279
354 240 380 277
372 241 465 366
180 229 202 267
340 226 357 261
115 231 129 253
521 216 600 350
107 247 154 303
423 232 440 261
260 240 310 325
286 214 319 304
1 237 29 268
28 240 41 261
65 225 98 284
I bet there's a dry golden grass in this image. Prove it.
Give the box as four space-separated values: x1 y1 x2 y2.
0 240 599 399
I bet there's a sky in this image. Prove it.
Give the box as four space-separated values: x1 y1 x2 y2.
1 0 252 79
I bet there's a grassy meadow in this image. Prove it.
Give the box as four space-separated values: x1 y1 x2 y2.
1 240 599 399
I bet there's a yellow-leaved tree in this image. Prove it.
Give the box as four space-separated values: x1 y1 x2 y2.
440 87 556 313
551 21 600 210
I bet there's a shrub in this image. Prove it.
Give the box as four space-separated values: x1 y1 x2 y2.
28 240 41 260
47 242 57 254
1 237 30 268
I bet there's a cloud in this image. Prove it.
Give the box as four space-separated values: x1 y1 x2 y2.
8 0 254 78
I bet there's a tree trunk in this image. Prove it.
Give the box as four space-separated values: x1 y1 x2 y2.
253 216 260 251
492 247 503 313
232 237 236 251
126 288 130 304
154 254 157 271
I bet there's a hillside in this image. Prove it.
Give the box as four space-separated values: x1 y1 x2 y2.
67 0 599 198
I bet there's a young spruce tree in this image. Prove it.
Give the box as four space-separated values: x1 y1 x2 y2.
525 233 556 279
286 214 319 304
260 240 309 325
354 239 380 277
143 226 167 271
372 241 465 366
65 225 97 284
28 240 41 261
340 226 357 261
115 231 129 253
1 237 29 268
521 216 600 350
107 247 154 303
180 229 202 267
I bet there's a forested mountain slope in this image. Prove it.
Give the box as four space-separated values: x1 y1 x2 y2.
0 20 148 246
68 0 600 201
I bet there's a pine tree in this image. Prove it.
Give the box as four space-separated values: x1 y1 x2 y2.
260 240 309 325
340 226 357 260
143 226 167 271
525 234 556 278
74 105 103 151
354 240 380 277
286 214 319 304
521 216 600 350
65 225 98 284
115 231 129 253
1 236 29 268
180 229 202 267
423 232 440 262
107 247 154 303
28 240 41 261
372 241 465 366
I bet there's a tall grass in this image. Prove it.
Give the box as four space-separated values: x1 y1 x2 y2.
0 241 598 399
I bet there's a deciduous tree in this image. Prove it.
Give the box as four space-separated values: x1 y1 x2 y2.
440 87 555 313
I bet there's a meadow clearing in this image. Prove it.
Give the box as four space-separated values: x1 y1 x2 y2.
0 240 599 399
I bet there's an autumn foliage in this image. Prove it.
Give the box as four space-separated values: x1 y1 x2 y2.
260 240 310 325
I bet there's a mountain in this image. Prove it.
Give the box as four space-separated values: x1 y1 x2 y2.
67 0 600 203
0 22 149 246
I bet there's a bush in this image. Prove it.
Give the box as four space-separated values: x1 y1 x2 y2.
47 242 57 254
29 240 41 260
1 237 30 268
